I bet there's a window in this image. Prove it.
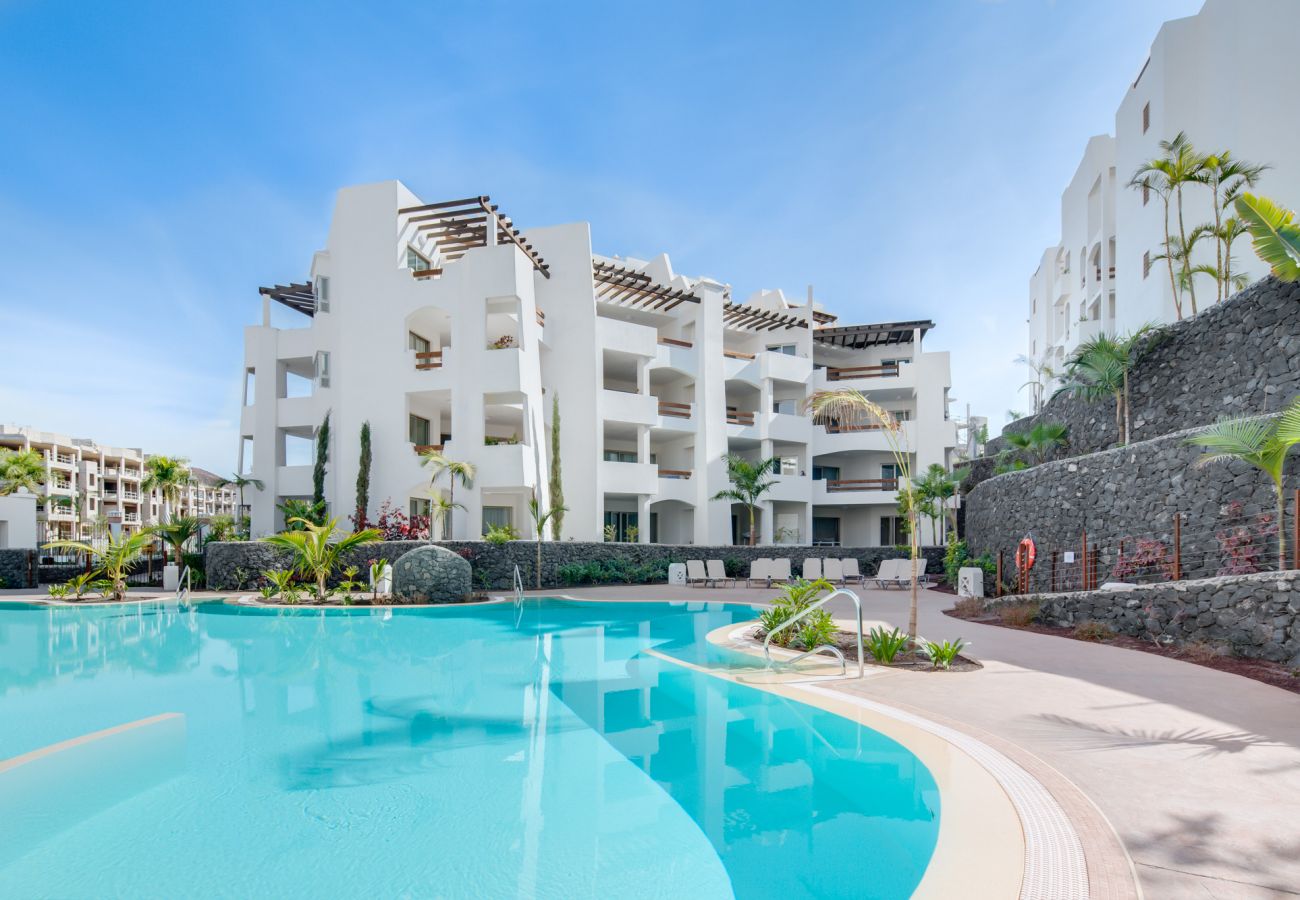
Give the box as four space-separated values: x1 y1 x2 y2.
483 506 512 535
409 414 431 446
811 464 840 481
603 511 638 542
1143 251 1151 279
812 517 840 546
881 463 901 482
880 516 907 547
243 368 256 406
779 456 800 476
314 276 330 313
1142 102 1150 134
408 332 431 354
314 351 331 388
766 344 797 356
1142 183 1150 206
881 357 912 368
410 497 432 520
886 409 912 421
772 398 798 415
406 247 431 271
603 450 637 463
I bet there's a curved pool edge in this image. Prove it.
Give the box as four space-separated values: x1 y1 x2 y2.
696 619 1141 900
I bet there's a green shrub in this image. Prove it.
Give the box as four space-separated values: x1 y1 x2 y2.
759 578 835 648
484 524 518 545
919 638 965 669
943 541 999 586
47 583 69 599
796 613 837 650
556 558 669 586
863 626 910 664
723 557 744 578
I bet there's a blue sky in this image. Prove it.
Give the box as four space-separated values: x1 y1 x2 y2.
0 0 1202 472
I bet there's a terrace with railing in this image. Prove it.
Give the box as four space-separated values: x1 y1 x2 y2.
825 478 899 493
657 400 692 419
414 350 444 371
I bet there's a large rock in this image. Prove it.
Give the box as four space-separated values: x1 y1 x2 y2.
392 545 472 603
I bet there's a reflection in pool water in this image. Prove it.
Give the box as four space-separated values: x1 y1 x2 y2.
0 598 939 898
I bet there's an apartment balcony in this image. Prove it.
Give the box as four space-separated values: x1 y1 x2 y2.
121 469 141 481
725 408 759 440
813 420 916 454
276 327 317 360
44 506 76 520
122 492 141 502
650 338 697 375
655 467 695 503
600 459 657 495
763 411 812 444
49 481 74 493
102 467 120 478
596 316 657 358
760 350 812 384
722 350 760 385
813 362 913 392
276 464 313 496
767 474 810 503
50 453 75 468
102 490 119 501
477 442 538 490
600 389 658 427
812 478 899 505
123 513 142 525
276 396 320 429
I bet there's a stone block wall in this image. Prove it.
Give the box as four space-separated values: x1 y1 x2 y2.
205 540 945 592
0 549 37 589
987 571 1300 664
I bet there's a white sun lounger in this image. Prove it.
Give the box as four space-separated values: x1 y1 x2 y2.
872 559 907 589
686 559 711 587
802 557 823 581
769 558 792 584
706 559 735 587
746 558 771 588
822 558 844 585
841 558 865 586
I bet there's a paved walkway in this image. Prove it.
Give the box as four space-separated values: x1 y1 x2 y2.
542 583 1300 899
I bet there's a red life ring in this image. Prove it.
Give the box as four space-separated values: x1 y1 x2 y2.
1015 537 1037 572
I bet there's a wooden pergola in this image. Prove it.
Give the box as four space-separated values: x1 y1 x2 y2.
812 319 934 349
592 260 701 311
721 302 808 332
259 282 315 316
397 195 550 278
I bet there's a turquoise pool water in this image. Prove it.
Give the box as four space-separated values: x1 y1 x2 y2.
0 598 939 898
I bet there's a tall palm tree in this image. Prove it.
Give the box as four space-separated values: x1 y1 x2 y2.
421 450 476 538
807 390 922 638
1200 151 1268 301
0 448 46 495
142 456 191 524
1185 399 1300 572
429 495 463 540
44 530 157 601
1055 327 1154 445
527 493 568 589
158 515 203 567
1129 157 1182 319
261 517 382 601
216 472 264 519
1130 132 1204 316
711 454 780 546
915 463 962 543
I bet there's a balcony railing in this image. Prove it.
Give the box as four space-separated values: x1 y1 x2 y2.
822 422 890 433
414 350 443 370
410 266 444 280
658 337 693 349
825 478 899 492
103 467 120 477
121 469 141 480
725 409 755 426
54 453 75 465
123 514 141 524
658 468 692 479
657 400 692 419
123 492 141 502
826 364 899 381
536 308 545 327
722 349 755 360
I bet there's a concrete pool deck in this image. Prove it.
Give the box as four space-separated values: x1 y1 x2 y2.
538 583 1300 899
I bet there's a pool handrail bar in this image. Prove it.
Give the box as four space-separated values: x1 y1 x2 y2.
176 566 192 604
763 587 864 679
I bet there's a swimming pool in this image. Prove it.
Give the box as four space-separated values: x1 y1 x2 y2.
0 598 940 898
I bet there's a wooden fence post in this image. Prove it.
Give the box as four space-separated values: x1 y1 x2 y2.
1173 512 1182 581
1051 549 1058 593
1293 489 1299 571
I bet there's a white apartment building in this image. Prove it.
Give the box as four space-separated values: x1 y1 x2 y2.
241 181 957 546
0 426 238 545
1029 0 1300 371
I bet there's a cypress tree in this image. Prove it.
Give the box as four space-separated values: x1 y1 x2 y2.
312 412 330 520
355 421 372 528
549 394 564 540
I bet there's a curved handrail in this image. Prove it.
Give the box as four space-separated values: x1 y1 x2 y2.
512 565 524 607
763 588 865 679
176 566 192 604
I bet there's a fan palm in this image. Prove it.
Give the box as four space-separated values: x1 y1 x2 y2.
43 530 157 601
0 448 47 495
806 390 922 637
1233 193 1300 282
711 454 780 546
527 493 568 589
142 456 192 524
421 450 476 538
158 515 203 567
1185 399 1300 571
261 517 382 601
1003 422 1070 467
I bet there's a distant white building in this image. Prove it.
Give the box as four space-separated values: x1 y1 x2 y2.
241 182 958 546
1028 0 1300 377
0 425 238 545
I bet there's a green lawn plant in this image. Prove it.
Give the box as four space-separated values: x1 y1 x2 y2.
260 518 382 602
864 626 910 665
759 578 837 649
919 638 966 670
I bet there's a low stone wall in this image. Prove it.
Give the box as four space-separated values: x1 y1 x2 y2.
989 571 1300 664
205 539 945 592
966 420 1300 585
0 549 37 589
994 276 1300 463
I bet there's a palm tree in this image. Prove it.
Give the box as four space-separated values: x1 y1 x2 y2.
711 454 780 546
1233 193 1300 282
807 390 923 638
142 456 191 524
44 530 157 601
0 448 46 495
1152 225 1214 299
527 493 568 589
1130 132 1204 317
1129 156 1182 319
1014 353 1058 415
428 495 463 540
1002 422 1069 467
915 463 961 542
1185 399 1300 572
421 450 476 538
261 517 382 601
216 472 264 520
1200 151 1268 300
158 515 203 567
1055 327 1154 445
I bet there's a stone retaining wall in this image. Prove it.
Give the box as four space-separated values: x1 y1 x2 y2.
0 549 37 589
205 540 945 592
988 571 1300 664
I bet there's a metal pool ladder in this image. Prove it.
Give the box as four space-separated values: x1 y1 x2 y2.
512 565 524 607
763 588 864 678
176 566 192 605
